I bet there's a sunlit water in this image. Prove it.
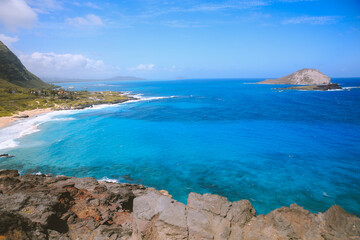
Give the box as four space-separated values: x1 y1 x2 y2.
1 78 359 216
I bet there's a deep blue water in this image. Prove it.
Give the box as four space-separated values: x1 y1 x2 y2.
1 78 360 216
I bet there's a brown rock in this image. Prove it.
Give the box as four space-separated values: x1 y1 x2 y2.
321 205 360 239
226 199 256 226
0 170 19 178
240 204 322 240
133 189 188 239
188 192 231 217
0 170 359 240
187 193 232 240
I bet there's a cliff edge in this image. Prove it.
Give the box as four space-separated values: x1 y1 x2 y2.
258 68 331 85
0 170 359 240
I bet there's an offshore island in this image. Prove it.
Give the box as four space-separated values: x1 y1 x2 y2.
257 68 342 91
1 40 360 240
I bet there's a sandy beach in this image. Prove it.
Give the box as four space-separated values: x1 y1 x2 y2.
0 108 53 128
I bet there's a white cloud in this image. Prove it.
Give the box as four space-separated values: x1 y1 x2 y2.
138 1 270 19
164 65 177 72
283 16 340 25
27 0 62 13
19 52 115 78
73 2 102 9
188 1 269 12
84 2 102 9
130 64 155 71
85 2 102 9
0 34 19 47
66 14 104 26
0 0 37 30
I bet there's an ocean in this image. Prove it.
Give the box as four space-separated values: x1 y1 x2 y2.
0 78 359 216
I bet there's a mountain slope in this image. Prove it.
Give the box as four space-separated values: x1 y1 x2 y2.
0 41 52 89
257 68 331 85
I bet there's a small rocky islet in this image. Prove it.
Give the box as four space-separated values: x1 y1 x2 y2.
257 68 343 91
0 170 359 240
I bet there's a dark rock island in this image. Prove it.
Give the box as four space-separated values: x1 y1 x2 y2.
279 83 342 91
257 68 342 91
0 170 359 239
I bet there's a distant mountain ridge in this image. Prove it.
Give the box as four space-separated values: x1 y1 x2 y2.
43 75 145 83
257 68 331 85
0 41 52 89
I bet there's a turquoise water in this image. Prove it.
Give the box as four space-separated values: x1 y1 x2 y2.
1 78 359 216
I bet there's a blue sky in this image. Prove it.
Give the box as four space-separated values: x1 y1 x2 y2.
0 0 359 79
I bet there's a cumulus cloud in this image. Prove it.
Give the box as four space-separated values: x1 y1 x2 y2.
0 34 19 47
283 16 340 25
66 14 104 26
130 64 155 71
0 0 37 30
19 52 114 78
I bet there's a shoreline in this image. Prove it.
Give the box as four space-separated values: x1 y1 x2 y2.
0 108 54 129
0 93 138 129
0 93 171 129
0 94 176 151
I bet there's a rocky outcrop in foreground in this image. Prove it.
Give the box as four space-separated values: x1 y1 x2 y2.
0 170 359 240
258 68 331 85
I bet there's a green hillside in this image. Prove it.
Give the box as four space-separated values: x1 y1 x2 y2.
0 41 52 89
0 41 134 117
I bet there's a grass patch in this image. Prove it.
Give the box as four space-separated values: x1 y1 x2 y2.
0 86 134 117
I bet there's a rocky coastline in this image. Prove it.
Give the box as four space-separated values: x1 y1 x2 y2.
0 170 359 239
277 83 342 91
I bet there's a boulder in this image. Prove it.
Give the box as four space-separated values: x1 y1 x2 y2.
321 205 360 239
133 189 188 239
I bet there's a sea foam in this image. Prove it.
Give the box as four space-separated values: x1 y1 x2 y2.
0 111 75 150
0 94 173 151
98 177 119 183
131 94 175 102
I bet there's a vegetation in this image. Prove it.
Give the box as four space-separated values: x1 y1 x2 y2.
0 84 133 117
0 41 133 117
0 41 54 89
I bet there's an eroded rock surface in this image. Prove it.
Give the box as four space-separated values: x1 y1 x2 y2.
0 169 359 240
